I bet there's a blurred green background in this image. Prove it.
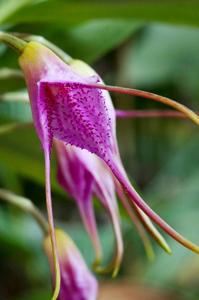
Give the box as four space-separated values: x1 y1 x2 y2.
1 1 199 299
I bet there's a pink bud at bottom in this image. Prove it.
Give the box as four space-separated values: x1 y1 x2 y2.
43 229 98 300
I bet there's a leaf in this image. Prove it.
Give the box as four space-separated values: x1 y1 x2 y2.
0 0 35 25
0 126 61 191
3 0 199 28
119 24 199 90
62 19 142 63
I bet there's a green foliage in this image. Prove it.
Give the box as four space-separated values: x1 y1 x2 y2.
1 1 199 299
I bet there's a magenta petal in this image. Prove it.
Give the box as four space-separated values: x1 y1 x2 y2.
56 141 123 274
55 141 102 262
39 81 114 159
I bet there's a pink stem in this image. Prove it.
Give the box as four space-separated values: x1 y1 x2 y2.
109 158 199 254
44 149 60 299
116 109 199 119
80 83 199 126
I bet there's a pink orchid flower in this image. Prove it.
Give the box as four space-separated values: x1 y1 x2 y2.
44 229 98 300
16 40 199 298
55 139 123 276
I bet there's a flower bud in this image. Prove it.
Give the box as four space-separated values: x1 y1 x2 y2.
43 229 98 300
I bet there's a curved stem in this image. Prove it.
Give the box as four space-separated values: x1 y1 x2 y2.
116 184 155 261
0 32 26 53
116 109 199 119
13 33 73 64
77 198 103 267
110 158 199 254
44 150 60 300
82 83 199 126
0 188 48 235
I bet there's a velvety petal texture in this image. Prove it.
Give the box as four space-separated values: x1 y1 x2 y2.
19 42 116 157
44 229 98 300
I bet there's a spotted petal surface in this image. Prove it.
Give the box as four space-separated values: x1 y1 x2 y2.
39 81 113 160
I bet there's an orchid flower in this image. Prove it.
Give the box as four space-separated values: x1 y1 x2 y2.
1 32 199 299
44 229 98 300
55 139 123 276
55 139 172 268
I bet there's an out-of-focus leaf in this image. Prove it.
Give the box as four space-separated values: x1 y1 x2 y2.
119 24 199 91
0 101 31 122
65 223 115 266
62 19 142 63
0 127 60 191
3 0 199 27
0 71 25 93
11 20 142 64
0 0 35 24
0 209 42 254
16 290 50 300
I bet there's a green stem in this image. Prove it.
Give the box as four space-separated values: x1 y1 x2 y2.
0 32 27 53
13 33 73 64
0 188 49 235
116 109 199 119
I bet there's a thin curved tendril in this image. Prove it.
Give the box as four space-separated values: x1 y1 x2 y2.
81 83 199 126
116 109 199 119
44 150 60 300
94 200 123 277
93 186 123 276
0 31 26 53
131 203 171 254
116 181 171 255
110 160 199 254
116 184 155 261
77 199 102 267
0 188 48 234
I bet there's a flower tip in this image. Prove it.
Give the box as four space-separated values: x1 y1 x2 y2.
93 251 122 277
112 264 120 278
164 244 172 255
92 255 102 270
156 234 172 255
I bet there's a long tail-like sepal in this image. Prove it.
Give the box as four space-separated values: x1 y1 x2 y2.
77 198 103 267
116 109 199 119
44 149 61 300
82 83 199 126
132 204 171 254
116 184 155 261
109 158 199 255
